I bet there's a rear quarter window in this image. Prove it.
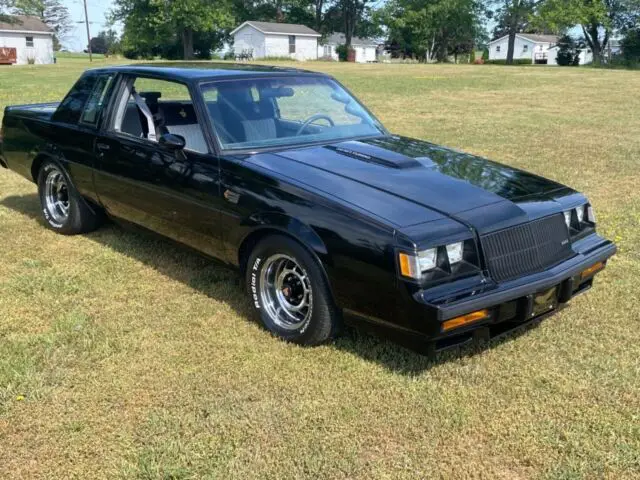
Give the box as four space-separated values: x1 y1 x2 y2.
80 74 115 126
52 73 98 125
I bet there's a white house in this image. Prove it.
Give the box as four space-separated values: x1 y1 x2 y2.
0 15 54 65
318 33 377 63
230 21 320 61
488 34 559 64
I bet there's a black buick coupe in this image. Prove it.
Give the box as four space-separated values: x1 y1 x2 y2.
0 64 616 353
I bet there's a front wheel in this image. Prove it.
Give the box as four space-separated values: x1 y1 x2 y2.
37 160 102 235
246 235 339 346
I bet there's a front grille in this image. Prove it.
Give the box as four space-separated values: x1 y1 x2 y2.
481 214 573 282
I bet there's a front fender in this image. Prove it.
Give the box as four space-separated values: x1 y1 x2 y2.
233 211 330 264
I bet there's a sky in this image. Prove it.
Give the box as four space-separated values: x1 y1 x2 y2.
65 0 117 51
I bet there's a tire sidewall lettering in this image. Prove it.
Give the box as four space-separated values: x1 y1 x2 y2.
42 207 63 229
251 256 262 309
249 250 313 337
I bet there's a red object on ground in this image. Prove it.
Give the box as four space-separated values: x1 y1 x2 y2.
347 48 356 62
0 47 17 64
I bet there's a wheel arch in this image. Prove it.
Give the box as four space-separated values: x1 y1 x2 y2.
236 213 337 304
31 152 56 183
237 213 330 274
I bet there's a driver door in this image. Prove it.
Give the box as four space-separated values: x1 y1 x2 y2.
94 75 226 259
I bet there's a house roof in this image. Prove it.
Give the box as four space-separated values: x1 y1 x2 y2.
321 33 377 47
0 15 53 34
518 33 559 43
489 33 559 45
231 21 320 37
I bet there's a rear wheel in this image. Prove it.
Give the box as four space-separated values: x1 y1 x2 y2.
246 235 339 345
37 161 102 235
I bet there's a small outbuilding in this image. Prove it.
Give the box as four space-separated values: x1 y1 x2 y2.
0 15 54 65
231 21 321 61
318 33 378 63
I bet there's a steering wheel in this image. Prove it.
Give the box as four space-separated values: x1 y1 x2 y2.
295 114 335 136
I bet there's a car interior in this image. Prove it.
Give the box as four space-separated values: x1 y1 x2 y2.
114 77 379 153
119 91 209 154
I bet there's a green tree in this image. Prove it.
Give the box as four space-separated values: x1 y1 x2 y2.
621 27 640 63
90 29 121 55
538 0 640 65
12 0 71 50
89 35 108 55
112 0 234 60
381 0 484 62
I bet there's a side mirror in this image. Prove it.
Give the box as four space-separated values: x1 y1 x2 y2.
159 133 186 151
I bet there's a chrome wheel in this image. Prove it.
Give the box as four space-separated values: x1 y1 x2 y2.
44 167 69 224
259 254 313 331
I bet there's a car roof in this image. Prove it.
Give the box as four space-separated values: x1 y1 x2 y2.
87 62 327 82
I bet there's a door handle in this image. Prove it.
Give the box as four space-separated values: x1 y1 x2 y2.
96 142 111 152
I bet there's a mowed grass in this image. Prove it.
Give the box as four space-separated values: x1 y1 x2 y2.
1 59 639 479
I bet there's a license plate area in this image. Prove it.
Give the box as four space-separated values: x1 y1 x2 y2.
532 286 558 318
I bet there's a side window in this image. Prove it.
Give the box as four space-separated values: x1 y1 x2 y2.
80 74 114 126
25 36 34 47
289 35 296 54
112 77 208 154
52 73 98 125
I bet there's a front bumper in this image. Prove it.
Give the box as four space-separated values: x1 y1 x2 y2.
404 233 616 350
423 235 615 321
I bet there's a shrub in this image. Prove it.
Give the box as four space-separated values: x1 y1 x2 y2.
26 56 36 64
335 44 349 62
482 48 489 61
470 50 476 63
223 50 235 60
484 58 533 65
556 35 581 66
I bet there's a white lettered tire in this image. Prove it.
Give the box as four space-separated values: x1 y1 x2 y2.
246 235 339 345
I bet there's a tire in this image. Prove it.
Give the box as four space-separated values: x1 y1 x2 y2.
246 235 340 346
37 160 102 235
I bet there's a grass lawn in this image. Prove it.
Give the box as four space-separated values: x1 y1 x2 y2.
1 59 639 479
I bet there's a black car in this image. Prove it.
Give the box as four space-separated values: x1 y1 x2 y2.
0 64 616 353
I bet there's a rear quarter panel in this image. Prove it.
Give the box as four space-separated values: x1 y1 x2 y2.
2 111 98 202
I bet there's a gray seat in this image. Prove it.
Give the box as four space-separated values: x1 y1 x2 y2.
242 118 277 142
166 124 208 153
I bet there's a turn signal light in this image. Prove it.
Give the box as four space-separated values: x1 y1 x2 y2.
581 262 605 280
442 309 490 332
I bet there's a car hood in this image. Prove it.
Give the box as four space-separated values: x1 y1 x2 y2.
247 135 579 232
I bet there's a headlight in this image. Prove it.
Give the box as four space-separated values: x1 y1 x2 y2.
398 240 479 282
446 242 464 264
564 203 596 237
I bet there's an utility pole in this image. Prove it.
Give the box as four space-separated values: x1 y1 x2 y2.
83 0 92 62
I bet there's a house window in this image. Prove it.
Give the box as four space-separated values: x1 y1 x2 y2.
289 35 296 54
25 36 34 47
496 45 501 53
323 44 332 56
523 44 528 52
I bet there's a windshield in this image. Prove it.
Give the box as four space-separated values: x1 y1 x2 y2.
201 76 385 151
